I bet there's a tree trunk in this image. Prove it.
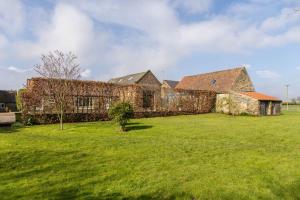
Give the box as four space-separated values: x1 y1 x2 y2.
60 110 64 130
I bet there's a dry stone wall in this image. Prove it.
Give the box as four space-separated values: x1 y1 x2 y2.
216 92 259 115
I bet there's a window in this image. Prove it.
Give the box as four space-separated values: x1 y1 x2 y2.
143 90 154 109
0 103 5 112
211 79 217 85
76 97 93 108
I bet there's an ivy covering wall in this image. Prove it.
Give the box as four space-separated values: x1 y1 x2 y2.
20 78 216 124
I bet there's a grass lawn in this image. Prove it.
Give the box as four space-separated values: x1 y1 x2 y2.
0 110 300 200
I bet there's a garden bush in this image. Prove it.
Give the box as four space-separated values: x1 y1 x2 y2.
108 101 134 132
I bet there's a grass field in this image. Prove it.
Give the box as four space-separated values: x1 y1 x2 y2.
0 109 300 199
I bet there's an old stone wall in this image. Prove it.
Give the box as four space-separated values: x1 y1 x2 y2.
216 92 260 115
137 71 161 88
232 69 255 92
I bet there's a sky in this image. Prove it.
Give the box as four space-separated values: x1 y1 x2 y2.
0 0 300 99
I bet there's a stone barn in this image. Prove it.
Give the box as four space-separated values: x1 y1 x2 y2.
216 92 281 116
161 80 179 99
176 67 255 93
176 67 281 116
109 70 162 111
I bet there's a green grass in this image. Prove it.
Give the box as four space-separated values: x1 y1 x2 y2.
282 104 300 112
0 110 300 200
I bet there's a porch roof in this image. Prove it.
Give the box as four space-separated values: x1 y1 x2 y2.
240 92 281 102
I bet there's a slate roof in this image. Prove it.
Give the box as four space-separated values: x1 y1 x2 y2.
163 80 179 89
240 92 281 101
175 67 245 92
108 71 149 85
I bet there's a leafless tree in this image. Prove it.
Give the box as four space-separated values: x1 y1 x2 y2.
34 50 81 130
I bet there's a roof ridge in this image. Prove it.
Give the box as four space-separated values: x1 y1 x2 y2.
183 66 245 78
109 70 149 81
163 79 178 81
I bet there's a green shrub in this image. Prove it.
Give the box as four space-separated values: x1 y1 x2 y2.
108 102 134 132
16 88 27 111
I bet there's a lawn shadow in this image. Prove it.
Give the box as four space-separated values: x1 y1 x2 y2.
126 122 141 125
126 125 153 131
0 125 22 134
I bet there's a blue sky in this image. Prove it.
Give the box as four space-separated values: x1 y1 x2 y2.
0 0 300 99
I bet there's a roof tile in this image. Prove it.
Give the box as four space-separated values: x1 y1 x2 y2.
240 92 281 101
176 67 244 92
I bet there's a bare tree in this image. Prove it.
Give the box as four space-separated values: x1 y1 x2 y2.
34 50 81 130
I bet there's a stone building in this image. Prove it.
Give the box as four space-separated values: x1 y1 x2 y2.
161 80 179 99
176 67 255 93
0 90 17 112
216 92 281 116
176 67 281 116
109 70 162 111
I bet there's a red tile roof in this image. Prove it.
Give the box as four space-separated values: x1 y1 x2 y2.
240 92 281 101
175 67 245 92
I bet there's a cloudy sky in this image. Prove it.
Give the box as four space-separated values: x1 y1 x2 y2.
0 0 300 99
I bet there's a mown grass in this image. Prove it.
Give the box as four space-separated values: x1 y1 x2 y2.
0 109 300 200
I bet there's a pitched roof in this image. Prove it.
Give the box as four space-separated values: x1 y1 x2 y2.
163 80 179 89
108 70 149 85
240 92 281 101
175 67 245 92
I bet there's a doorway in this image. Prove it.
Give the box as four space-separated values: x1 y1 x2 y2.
260 101 268 115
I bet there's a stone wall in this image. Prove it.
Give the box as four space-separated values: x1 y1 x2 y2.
137 71 161 88
216 92 260 115
232 68 255 92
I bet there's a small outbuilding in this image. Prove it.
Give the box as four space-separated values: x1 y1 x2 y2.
216 91 282 116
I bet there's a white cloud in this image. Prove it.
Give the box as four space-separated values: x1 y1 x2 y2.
170 0 213 14
7 66 30 73
16 3 96 62
81 68 91 78
0 67 34 89
256 70 281 79
0 0 24 35
1 0 300 89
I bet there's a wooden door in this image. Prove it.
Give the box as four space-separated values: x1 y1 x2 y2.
260 101 268 115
